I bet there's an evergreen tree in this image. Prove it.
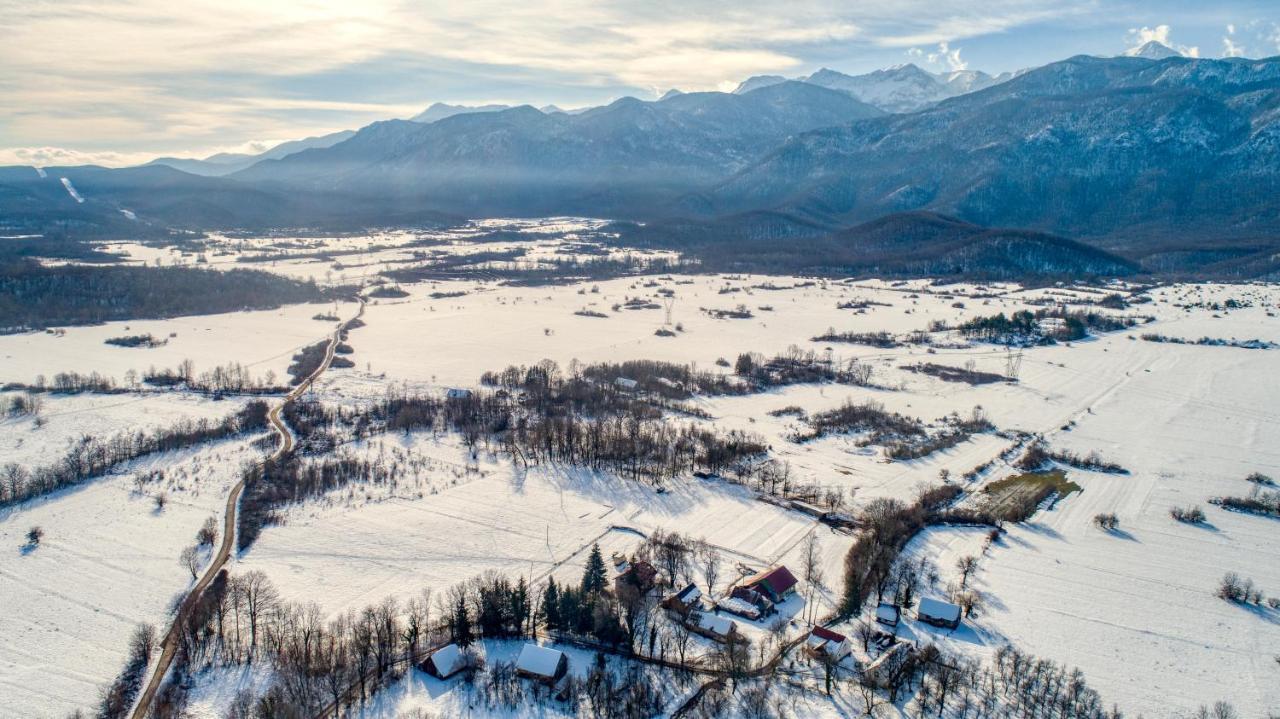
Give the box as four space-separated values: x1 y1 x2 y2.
542 579 561 631
453 595 473 647
511 576 531 637
582 543 608 595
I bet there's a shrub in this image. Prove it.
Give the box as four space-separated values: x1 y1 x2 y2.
1170 505 1206 523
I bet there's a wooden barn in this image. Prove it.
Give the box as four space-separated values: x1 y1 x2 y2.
917 597 962 629
516 644 568 683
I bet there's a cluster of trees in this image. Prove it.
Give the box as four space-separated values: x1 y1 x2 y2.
1212 490 1280 518
901 361 1008 386
237 453 396 550
0 260 334 329
141 360 282 393
903 643 1126 719
793 399 925 444
811 329 899 347
143 543 678 719
839 484 966 615
0 401 269 506
104 332 168 348
733 347 875 389
96 623 156 718
286 341 331 385
1170 505 1206 523
1092 513 1120 531
1216 572 1277 607
958 308 1139 345
884 407 995 461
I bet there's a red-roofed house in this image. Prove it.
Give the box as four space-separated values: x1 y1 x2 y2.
744 565 799 603
805 626 852 662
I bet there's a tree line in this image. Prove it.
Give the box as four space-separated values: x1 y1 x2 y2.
0 401 269 506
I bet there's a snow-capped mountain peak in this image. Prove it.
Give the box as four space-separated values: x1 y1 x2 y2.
1123 41 1185 60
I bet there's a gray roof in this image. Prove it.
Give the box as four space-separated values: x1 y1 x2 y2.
917 597 961 622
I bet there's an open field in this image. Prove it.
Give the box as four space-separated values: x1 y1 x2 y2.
3 221 1279 717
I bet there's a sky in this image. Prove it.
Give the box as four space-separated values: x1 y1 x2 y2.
2 0 1279 167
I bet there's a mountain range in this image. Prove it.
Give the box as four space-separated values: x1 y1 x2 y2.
4 42 1280 279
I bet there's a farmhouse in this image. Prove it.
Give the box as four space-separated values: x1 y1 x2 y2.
917 597 962 629
516 644 568 683
420 643 466 679
445 388 472 399
806 626 852 662
690 610 738 643
614 377 638 391
743 565 798 603
614 559 659 597
875 602 900 628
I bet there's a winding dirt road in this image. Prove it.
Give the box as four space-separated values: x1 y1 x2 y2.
129 299 364 719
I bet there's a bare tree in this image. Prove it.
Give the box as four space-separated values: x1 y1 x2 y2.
196 515 218 546
180 545 201 579
697 539 722 594
25 525 43 547
956 555 978 589
153 491 167 512
801 531 825 623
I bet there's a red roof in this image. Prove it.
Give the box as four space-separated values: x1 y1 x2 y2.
748 565 798 596
811 625 846 643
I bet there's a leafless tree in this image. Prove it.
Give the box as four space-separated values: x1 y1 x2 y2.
697 539 722 594
180 545 201 579
956 555 978 588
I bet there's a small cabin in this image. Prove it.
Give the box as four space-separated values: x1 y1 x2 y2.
805 626 852 662
516 644 568 683
421 643 466 679
445 388 473 399
665 583 702 614
875 602 900 628
917 597 962 629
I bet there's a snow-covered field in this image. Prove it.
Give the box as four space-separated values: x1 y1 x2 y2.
6 221 1280 717
0 438 267 717
0 300 358 387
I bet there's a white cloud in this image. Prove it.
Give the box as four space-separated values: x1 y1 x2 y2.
0 146 158 168
926 41 968 71
1125 24 1199 57
0 0 1084 155
1223 26 1246 58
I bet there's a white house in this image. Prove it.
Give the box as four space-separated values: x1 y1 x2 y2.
917 597 962 629
805 626 852 662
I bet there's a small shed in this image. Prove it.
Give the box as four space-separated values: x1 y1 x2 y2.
917 597 962 629
665 583 702 613
516 644 568 683
805 626 852 662
422 643 466 679
789 500 827 519
445 388 473 399
715 596 762 620
875 602 900 628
